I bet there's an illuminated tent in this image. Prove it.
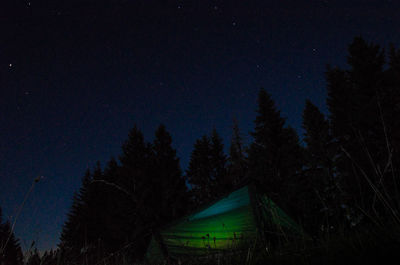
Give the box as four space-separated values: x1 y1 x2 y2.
145 185 304 262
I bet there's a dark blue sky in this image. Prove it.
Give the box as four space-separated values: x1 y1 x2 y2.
1 0 399 251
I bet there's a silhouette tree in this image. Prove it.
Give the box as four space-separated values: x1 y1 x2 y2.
0 207 23 265
61 124 188 262
326 37 400 222
302 100 338 232
210 128 230 194
228 119 248 187
118 125 154 259
100 157 129 254
187 129 228 206
187 135 213 206
248 88 303 212
25 248 41 265
59 169 92 264
150 124 188 225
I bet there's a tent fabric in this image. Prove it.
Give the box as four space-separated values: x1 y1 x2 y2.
256 193 303 235
146 184 303 262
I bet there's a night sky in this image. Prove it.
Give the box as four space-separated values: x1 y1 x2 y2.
1 0 399 251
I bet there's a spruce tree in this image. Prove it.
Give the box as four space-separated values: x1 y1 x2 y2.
26 248 41 265
0 209 23 265
120 125 152 172
302 100 338 231
59 169 93 263
186 129 228 206
210 128 230 195
147 125 188 228
86 162 109 254
384 45 400 208
325 37 399 221
248 88 303 211
118 125 154 259
186 135 213 206
228 119 248 187
101 157 128 253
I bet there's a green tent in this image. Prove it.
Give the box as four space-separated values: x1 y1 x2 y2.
146 185 304 262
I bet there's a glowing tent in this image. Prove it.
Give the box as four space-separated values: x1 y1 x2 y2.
145 185 303 262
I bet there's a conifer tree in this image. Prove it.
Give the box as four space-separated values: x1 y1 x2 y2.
151 125 188 223
120 125 152 172
100 157 128 253
187 129 228 206
302 100 338 231
187 135 213 206
210 128 230 194
86 162 109 253
248 88 303 211
0 208 23 265
103 157 119 182
118 125 154 259
26 248 41 265
228 119 247 186
326 37 397 220
59 169 92 263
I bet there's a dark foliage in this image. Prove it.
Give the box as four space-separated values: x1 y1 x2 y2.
60 124 189 263
149 124 188 225
186 129 229 206
0 207 23 265
227 119 248 187
301 100 339 233
57 37 400 264
59 169 96 264
326 37 400 223
247 88 303 214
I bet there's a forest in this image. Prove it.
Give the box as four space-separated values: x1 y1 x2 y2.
1 37 400 264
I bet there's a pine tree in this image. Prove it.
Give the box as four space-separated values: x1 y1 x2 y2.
210 128 230 195
186 129 228 206
325 37 398 221
101 157 128 253
103 157 119 182
303 100 331 170
248 88 303 211
384 45 400 208
118 125 154 259
187 135 213 206
0 209 23 265
228 119 247 186
59 169 93 263
86 162 109 254
120 125 152 172
26 248 41 265
302 100 338 232
151 124 188 224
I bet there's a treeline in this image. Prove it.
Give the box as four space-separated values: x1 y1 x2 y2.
0 208 23 264
1 37 400 264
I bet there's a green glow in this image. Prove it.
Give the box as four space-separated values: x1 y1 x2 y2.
146 185 304 261
189 186 250 220
160 186 256 256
